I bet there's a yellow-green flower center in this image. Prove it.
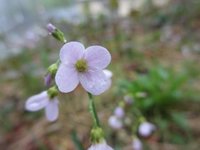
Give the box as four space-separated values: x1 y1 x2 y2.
75 59 88 72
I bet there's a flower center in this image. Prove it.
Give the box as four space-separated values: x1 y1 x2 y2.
75 59 88 72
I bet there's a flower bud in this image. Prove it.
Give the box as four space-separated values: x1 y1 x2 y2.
44 73 52 87
46 23 66 43
135 92 147 98
90 127 105 144
47 23 56 34
124 95 134 104
114 106 125 118
48 63 58 76
47 86 59 99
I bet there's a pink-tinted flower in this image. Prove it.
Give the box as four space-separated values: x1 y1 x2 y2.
114 106 125 118
108 115 123 129
132 138 143 150
25 91 59 122
138 122 156 137
55 41 111 95
88 140 113 150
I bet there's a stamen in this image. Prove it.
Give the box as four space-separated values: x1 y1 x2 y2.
75 59 88 72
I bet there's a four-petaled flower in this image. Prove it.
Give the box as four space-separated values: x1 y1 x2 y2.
88 141 114 150
55 41 111 95
25 91 59 122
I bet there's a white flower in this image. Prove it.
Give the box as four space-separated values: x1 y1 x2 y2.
138 122 156 137
108 115 123 129
55 41 111 95
88 141 114 150
25 91 59 122
114 106 125 118
132 138 143 150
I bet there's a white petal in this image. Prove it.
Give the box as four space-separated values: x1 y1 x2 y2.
60 41 85 64
88 141 113 150
103 69 113 79
85 46 111 70
103 69 112 91
25 91 49 111
55 64 79 93
79 70 110 95
45 99 59 122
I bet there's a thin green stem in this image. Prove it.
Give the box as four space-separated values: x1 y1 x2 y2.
88 93 100 127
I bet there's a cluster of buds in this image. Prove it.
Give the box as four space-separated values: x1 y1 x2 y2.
108 94 156 150
108 95 133 129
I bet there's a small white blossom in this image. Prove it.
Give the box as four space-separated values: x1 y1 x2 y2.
138 122 156 137
108 115 123 129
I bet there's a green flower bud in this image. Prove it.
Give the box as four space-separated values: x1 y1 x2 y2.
47 23 66 43
135 92 147 98
47 86 59 99
90 127 105 144
48 63 58 76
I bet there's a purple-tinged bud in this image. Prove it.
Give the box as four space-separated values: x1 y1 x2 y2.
44 73 52 87
47 23 56 34
138 122 156 137
114 106 125 118
124 95 134 104
46 23 66 43
132 138 143 150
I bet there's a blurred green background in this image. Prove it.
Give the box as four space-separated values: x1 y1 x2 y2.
0 0 200 149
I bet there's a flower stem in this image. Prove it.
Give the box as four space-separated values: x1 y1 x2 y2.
88 93 100 127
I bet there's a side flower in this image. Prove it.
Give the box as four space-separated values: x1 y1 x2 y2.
108 115 123 129
132 138 143 150
55 41 111 95
138 122 156 137
25 88 59 122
